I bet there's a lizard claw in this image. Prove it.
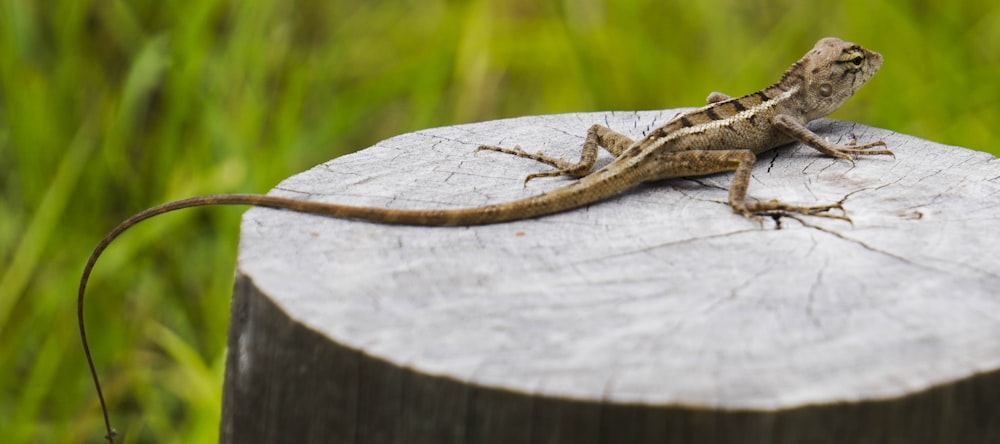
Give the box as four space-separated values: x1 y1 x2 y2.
836 152 858 166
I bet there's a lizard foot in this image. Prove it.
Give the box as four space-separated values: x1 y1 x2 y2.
477 144 584 185
739 200 852 224
837 139 894 158
819 139 894 164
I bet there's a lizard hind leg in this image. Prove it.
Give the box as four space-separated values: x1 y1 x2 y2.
722 149 850 222
652 149 850 223
477 124 637 184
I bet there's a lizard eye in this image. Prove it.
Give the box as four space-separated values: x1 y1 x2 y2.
819 84 833 97
839 49 866 69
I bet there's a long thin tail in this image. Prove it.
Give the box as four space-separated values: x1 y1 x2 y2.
79 165 645 442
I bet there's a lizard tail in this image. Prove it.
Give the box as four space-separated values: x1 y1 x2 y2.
79 166 642 442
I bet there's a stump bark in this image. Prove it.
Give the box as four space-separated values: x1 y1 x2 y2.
220 110 1000 443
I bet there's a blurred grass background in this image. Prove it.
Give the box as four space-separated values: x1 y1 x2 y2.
1 0 997 442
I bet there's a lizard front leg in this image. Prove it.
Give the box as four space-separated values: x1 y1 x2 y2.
477 124 636 183
774 114 893 160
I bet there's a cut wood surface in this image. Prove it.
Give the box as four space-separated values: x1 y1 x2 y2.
222 110 1000 443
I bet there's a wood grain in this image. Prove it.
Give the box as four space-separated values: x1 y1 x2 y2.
221 110 1000 443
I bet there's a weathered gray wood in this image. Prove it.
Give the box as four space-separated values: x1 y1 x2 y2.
221 110 1000 443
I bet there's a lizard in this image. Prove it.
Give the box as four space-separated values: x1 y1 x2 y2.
79 37 892 442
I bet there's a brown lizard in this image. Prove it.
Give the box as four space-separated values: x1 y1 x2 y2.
80 37 892 442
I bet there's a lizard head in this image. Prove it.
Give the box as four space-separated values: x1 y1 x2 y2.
793 37 883 120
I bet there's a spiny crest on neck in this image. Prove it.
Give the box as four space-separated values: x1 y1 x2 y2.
776 60 807 90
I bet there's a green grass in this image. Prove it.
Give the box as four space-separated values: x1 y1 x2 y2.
1 0 998 442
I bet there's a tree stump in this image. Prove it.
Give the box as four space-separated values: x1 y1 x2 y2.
220 110 1000 443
